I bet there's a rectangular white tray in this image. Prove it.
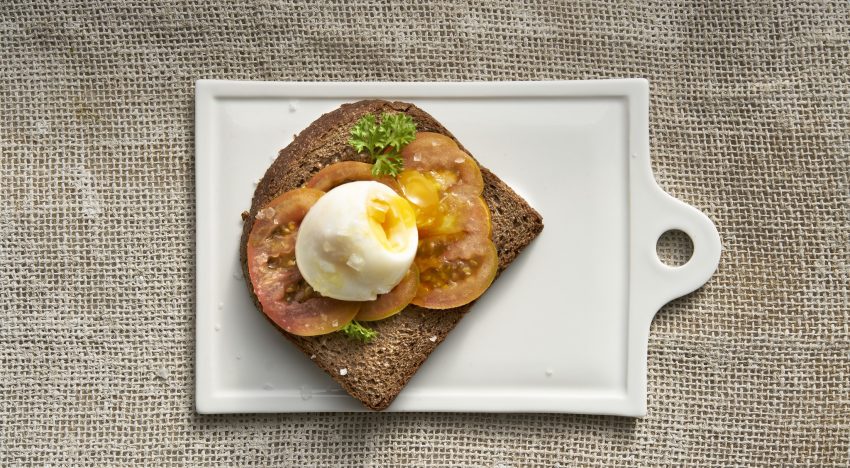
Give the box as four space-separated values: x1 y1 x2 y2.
195 80 720 415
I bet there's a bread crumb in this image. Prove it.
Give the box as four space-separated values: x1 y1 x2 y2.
429 336 437 342
339 368 348 376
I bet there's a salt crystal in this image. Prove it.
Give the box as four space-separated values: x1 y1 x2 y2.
454 157 465 164
331 320 339 327
346 253 365 271
257 207 275 220
429 336 437 342
412 153 422 162
339 368 348 376
155 367 169 379
310 354 316 360
545 369 554 377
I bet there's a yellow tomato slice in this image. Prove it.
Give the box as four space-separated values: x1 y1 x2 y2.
401 132 484 195
355 265 419 321
412 237 498 310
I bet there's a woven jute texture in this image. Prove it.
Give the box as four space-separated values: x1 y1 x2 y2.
1 1 848 466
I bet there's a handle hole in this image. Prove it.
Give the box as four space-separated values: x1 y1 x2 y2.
656 229 693 267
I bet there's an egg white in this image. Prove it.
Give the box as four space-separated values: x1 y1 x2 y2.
295 181 418 301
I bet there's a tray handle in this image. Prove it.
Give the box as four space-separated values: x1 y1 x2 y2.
633 188 722 316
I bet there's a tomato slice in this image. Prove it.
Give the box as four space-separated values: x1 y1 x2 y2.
412 237 498 310
246 188 360 336
399 133 497 309
415 192 491 239
306 161 401 194
401 132 484 195
355 265 419 321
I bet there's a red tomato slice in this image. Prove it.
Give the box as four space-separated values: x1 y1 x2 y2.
246 188 360 336
306 161 401 194
355 265 419 321
412 237 498 310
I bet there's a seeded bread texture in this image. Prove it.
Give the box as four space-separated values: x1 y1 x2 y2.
239 100 543 410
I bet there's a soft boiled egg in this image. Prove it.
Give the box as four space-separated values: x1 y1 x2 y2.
295 181 418 301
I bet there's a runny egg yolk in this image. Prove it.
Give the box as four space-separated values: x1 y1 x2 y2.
367 196 416 252
398 170 441 227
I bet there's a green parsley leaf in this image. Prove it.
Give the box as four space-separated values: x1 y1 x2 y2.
348 113 382 155
380 113 417 150
372 153 405 177
340 321 378 343
348 112 416 177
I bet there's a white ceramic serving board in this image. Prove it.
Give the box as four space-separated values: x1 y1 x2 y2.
195 80 721 416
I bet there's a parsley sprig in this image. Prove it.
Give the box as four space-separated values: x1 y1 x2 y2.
348 113 416 177
340 321 378 343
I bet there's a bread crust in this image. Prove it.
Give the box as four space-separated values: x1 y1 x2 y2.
240 100 543 410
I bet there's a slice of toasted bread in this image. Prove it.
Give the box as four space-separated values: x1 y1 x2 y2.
240 100 543 410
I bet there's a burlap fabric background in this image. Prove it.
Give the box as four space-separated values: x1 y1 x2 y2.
1 1 848 466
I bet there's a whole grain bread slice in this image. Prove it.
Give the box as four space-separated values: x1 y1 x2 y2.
240 100 543 410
